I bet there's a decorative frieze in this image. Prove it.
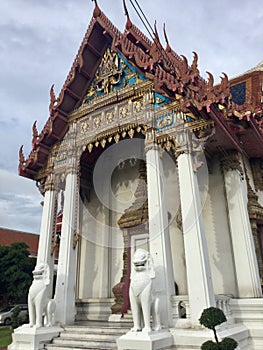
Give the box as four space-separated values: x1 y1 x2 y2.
155 113 174 131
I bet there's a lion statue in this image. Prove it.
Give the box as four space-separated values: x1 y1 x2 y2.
129 249 161 332
28 262 56 328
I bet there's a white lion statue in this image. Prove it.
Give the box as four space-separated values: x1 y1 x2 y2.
28 262 56 328
129 249 161 332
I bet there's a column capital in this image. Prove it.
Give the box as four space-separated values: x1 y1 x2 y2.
36 173 56 195
62 148 80 176
174 127 192 158
44 173 56 192
65 162 79 176
144 128 159 153
220 150 242 173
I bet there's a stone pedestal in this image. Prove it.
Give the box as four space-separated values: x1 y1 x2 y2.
170 323 250 350
8 324 62 350
117 330 173 350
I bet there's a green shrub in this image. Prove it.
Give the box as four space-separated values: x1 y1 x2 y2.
199 307 238 350
220 337 238 350
11 306 22 329
199 307 227 330
201 340 220 350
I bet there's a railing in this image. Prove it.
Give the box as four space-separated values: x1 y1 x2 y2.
215 294 232 319
171 294 232 326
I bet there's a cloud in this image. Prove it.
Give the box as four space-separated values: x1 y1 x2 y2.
0 169 42 233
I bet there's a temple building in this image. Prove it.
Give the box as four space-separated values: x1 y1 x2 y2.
17 1 263 349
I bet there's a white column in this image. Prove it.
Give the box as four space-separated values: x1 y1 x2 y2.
37 187 56 266
221 154 262 297
36 177 56 298
177 148 215 325
145 131 175 328
55 171 79 325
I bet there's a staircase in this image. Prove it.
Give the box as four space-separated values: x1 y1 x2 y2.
45 321 132 350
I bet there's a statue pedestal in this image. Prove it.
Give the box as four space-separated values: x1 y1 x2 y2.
8 324 63 350
117 330 173 350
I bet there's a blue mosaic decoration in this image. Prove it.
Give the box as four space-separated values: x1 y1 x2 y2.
83 49 146 104
155 113 174 131
230 81 246 105
154 92 170 107
185 114 194 122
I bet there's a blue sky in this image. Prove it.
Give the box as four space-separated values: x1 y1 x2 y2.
0 0 262 233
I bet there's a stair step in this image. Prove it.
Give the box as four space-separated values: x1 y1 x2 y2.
52 337 116 347
61 332 121 341
64 325 130 334
45 321 131 350
46 345 116 350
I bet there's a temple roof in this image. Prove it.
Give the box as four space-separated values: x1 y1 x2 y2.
244 61 263 74
19 1 263 180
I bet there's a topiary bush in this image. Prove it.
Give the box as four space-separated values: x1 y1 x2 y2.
199 307 238 350
220 337 238 349
201 340 220 350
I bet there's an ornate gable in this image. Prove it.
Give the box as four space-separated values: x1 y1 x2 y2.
82 48 146 106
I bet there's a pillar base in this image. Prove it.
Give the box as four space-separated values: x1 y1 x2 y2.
8 324 63 350
117 330 173 350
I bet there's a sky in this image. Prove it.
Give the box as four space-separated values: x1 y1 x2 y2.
0 0 262 234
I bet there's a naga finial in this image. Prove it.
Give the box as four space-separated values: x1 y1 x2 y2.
206 71 214 88
153 20 162 49
163 23 171 52
181 55 189 68
19 145 25 167
32 120 38 145
92 0 101 18
220 72 229 85
191 51 199 77
49 84 57 114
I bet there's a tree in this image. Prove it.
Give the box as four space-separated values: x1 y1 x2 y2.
199 307 238 350
0 242 35 305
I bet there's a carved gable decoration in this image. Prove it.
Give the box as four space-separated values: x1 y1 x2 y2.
82 48 146 105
